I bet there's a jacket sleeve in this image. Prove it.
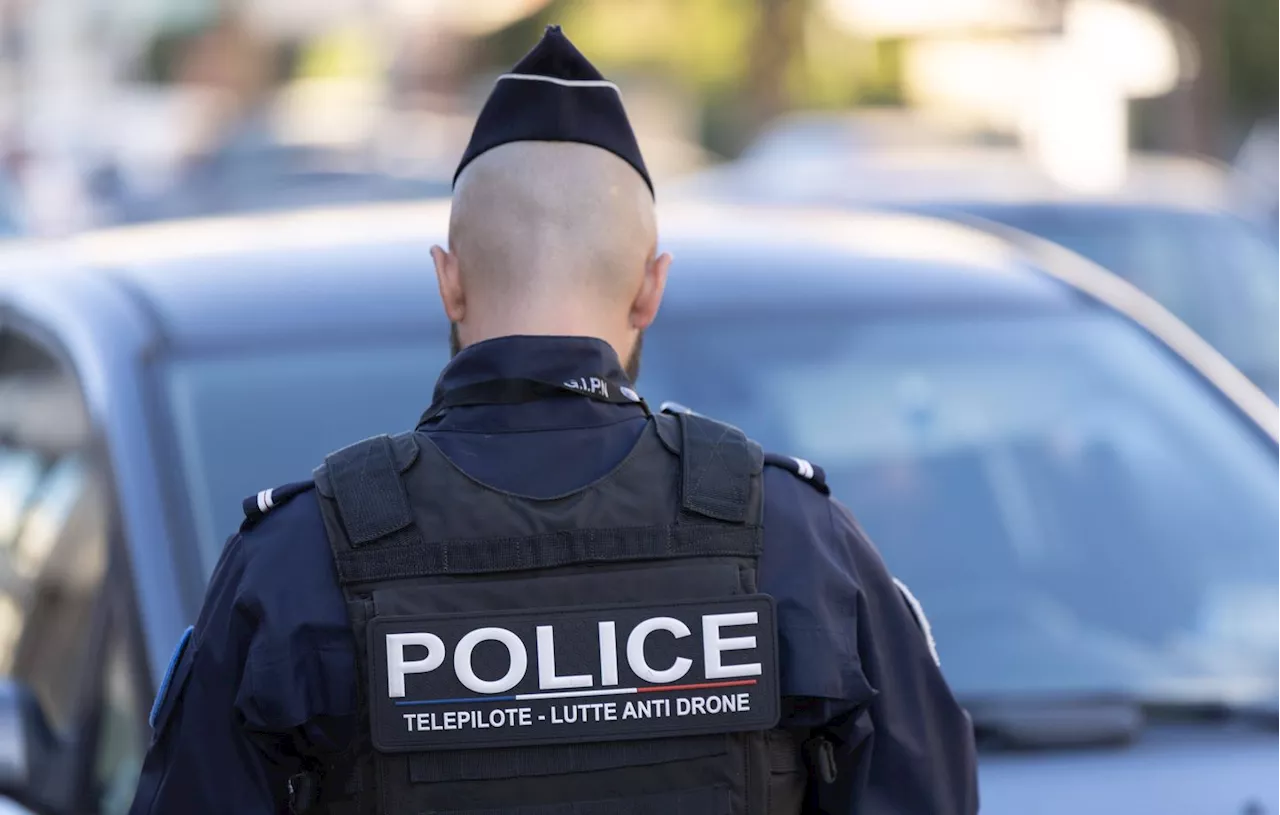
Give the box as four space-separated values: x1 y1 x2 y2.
127 533 298 815
814 499 980 815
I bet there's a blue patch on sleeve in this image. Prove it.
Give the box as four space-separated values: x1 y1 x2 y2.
150 625 194 729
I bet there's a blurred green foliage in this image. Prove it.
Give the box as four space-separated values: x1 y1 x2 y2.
485 0 901 156
137 0 1274 156
563 0 757 92
296 26 382 81
139 28 201 84
483 0 1276 157
1223 0 1278 118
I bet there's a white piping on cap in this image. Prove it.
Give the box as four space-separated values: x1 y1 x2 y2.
256 489 275 514
496 73 621 92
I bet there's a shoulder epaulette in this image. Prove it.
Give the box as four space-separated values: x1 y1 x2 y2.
241 480 315 526
893 577 942 667
659 401 701 416
763 452 829 495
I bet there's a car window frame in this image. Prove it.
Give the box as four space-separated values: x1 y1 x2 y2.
928 210 1279 445
0 308 149 811
1190 213 1280 392
85 564 153 815
132 352 212 628
932 204 1206 309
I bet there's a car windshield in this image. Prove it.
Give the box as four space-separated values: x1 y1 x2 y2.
162 311 1278 704
957 205 1280 399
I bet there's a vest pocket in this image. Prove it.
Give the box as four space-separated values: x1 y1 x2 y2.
765 730 807 814
425 785 731 814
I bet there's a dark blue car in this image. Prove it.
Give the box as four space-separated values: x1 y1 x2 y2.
0 202 1274 815
678 148 1280 401
917 203 1280 402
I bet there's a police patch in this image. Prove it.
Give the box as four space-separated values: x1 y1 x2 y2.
368 595 780 752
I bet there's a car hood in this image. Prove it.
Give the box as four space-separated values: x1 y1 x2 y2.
979 725 1278 814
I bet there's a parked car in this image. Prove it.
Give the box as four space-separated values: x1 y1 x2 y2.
97 121 451 226
919 202 1279 401
0 201 1274 815
676 148 1280 400
731 109 1009 165
0 173 21 238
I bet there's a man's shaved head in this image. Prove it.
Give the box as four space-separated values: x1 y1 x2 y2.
432 141 670 380
452 141 656 307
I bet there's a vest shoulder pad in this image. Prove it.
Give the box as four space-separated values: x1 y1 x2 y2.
241 480 316 527
763 452 829 495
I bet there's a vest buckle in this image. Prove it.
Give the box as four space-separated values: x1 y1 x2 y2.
287 771 320 815
802 735 839 784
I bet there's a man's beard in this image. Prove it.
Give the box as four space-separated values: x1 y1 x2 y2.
449 322 463 358
624 331 642 383
449 324 644 383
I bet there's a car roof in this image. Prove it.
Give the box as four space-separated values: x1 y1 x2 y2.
740 109 990 158
0 200 1077 351
1 196 1272 451
904 200 1239 222
674 147 1232 211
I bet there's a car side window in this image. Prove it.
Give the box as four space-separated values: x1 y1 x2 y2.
974 207 1211 338
1193 216 1280 396
0 330 107 731
92 618 147 815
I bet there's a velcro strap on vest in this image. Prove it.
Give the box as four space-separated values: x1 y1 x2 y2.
408 736 727 783
436 787 730 815
324 434 418 547
677 412 756 523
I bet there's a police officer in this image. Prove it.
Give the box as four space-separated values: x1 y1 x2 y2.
130 26 978 815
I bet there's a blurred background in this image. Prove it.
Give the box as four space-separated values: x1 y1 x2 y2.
0 0 1275 235
0 2 1276 815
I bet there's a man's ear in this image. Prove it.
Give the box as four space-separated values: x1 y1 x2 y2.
432 245 465 323
631 251 671 331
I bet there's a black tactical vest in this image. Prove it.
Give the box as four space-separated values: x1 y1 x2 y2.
308 411 808 815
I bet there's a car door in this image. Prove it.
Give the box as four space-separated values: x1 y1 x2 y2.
89 588 149 815
0 322 148 814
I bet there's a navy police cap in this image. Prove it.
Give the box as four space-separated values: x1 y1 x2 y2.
454 25 653 195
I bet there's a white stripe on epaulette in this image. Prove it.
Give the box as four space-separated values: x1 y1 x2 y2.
659 401 697 416
893 577 941 667
256 488 275 514
791 457 814 480
497 73 621 92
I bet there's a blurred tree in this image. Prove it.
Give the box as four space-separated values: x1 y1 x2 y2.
296 24 381 82
139 28 203 84
1152 0 1225 155
567 0 757 91
1222 0 1277 122
744 0 807 139
484 0 760 156
480 0 899 157
1141 0 1228 155
175 7 274 108
1145 0 1276 156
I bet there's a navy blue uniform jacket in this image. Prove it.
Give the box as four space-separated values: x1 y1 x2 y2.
130 337 978 815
